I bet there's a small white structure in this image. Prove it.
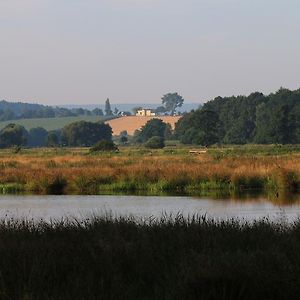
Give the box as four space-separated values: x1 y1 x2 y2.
136 109 156 117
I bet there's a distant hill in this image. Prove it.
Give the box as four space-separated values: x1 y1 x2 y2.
0 100 105 122
0 100 46 116
60 103 201 113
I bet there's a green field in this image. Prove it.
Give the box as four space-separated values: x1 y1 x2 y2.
0 115 114 131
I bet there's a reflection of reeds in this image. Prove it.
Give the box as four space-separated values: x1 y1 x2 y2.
0 148 298 195
0 215 300 299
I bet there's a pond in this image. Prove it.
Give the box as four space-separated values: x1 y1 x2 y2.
0 193 300 222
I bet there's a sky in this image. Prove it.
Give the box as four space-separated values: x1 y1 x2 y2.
0 0 300 105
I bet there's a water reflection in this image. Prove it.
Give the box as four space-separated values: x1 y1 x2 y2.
0 193 299 222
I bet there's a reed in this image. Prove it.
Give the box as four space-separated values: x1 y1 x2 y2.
0 215 299 299
0 146 298 194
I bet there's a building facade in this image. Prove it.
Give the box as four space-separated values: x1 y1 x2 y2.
136 109 156 117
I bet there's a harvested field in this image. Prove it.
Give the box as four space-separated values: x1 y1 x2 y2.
105 116 181 135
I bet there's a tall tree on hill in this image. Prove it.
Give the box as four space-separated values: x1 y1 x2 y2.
105 98 113 116
162 93 184 116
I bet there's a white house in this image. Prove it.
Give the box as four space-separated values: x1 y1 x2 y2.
136 109 156 117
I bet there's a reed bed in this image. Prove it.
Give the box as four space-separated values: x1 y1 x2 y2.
0 215 299 299
0 147 299 194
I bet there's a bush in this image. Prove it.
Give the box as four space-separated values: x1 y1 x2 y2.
90 140 119 152
61 121 112 147
145 136 165 149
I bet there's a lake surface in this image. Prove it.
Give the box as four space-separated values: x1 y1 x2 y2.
0 194 300 222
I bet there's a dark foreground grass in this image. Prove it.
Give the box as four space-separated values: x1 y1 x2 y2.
0 216 300 299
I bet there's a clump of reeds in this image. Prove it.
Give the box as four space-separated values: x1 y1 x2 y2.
0 215 298 299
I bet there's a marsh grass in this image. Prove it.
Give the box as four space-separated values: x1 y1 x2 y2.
0 215 299 299
0 146 298 195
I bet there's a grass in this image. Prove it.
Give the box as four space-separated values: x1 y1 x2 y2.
0 145 298 195
0 115 114 131
0 215 299 299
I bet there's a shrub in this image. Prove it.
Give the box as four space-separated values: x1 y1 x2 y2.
90 140 119 152
145 136 165 149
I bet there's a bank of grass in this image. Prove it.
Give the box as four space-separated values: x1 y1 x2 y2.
0 145 298 195
0 115 115 131
0 216 299 299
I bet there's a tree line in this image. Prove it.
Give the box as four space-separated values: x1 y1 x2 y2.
0 99 124 122
0 121 113 148
175 88 300 145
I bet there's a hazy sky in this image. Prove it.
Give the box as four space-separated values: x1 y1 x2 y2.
1 0 300 105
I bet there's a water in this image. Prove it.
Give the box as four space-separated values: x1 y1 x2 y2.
0 194 300 222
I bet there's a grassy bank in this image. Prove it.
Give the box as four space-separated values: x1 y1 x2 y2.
0 216 299 299
0 115 114 131
0 145 298 195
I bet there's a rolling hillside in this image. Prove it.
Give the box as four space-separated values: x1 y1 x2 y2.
105 116 182 135
0 116 112 131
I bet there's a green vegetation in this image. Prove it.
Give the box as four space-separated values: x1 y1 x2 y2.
134 118 171 143
105 98 113 116
28 127 48 147
0 119 113 148
175 88 300 145
61 121 112 147
0 115 112 131
0 123 28 148
0 99 107 122
145 136 165 149
90 140 118 152
0 145 298 195
161 92 184 115
0 216 299 299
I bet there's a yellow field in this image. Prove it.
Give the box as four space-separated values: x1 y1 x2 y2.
105 116 181 135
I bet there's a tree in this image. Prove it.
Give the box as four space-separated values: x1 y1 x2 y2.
28 127 48 147
175 110 222 146
119 135 128 145
92 108 104 116
134 119 169 143
145 136 165 149
120 130 128 137
46 131 59 147
0 109 15 121
61 121 112 147
105 98 113 116
162 93 184 115
0 124 28 148
74 108 85 115
132 106 142 115
90 140 118 152
155 106 167 115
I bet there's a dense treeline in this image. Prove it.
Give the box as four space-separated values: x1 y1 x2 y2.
0 100 105 121
0 121 113 148
175 88 300 145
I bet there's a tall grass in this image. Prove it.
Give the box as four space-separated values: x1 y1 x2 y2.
0 216 299 299
0 146 298 194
